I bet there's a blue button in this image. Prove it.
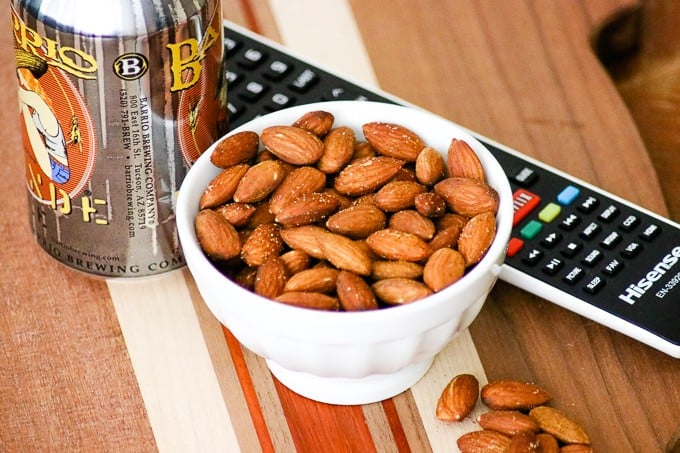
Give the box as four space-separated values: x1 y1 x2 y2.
557 185 580 205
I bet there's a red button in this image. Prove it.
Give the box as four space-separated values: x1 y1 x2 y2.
506 237 525 257
512 189 541 226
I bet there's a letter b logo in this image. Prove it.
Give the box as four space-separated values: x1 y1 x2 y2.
113 53 148 80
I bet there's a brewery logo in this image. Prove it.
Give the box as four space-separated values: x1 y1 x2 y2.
113 53 149 80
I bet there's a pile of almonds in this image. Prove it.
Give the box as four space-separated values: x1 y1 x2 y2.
194 109 500 310
436 374 592 452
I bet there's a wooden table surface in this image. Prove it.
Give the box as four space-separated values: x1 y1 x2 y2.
2 0 679 451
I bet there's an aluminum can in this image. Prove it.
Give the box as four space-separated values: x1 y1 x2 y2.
11 0 228 277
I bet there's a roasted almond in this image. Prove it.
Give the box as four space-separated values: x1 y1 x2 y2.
275 291 339 311
528 406 590 445
414 192 447 218
336 270 379 311
415 146 446 185
457 430 512 453
447 138 486 181
314 230 372 276
279 249 311 275
291 110 334 136
371 260 423 280
216 203 256 228
317 126 355 174
210 131 259 168
372 278 433 304
284 267 339 294
366 228 431 262
254 257 288 298
240 223 283 267
274 192 340 226
477 410 541 437
388 209 436 240
326 204 387 239
194 209 241 261
436 373 480 422
508 431 539 453
458 211 497 266
280 225 327 260
559 445 593 453
269 166 327 215
199 164 249 209
334 156 405 196
374 180 427 212
423 247 465 291
351 140 377 161
535 433 559 453
261 125 325 165
481 380 551 411
233 159 286 203
246 201 276 228
428 225 465 252
362 122 425 162
434 177 499 217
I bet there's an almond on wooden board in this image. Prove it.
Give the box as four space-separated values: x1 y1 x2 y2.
275 291 339 311
269 165 327 215
199 164 249 209
507 430 539 453
446 138 486 181
291 110 334 136
333 156 405 196
423 247 465 292
326 204 387 239
261 125 325 165
240 223 283 267
317 126 355 174
480 380 551 411
233 159 286 203
528 406 590 445
194 209 241 261
477 410 541 436
436 373 480 422
362 122 425 162
458 211 497 266
535 433 559 453
335 270 379 311
434 177 499 217
210 131 259 168
457 430 512 453
254 257 288 299
371 278 433 304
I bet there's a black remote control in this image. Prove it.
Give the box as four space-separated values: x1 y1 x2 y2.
221 21 680 358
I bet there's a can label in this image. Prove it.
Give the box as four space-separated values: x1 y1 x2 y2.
11 1 227 277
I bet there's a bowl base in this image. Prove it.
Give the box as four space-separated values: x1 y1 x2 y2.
266 358 434 405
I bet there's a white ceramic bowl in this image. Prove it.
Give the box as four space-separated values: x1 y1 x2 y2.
176 101 513 405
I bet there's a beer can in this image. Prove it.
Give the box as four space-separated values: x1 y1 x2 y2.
11 0 228 277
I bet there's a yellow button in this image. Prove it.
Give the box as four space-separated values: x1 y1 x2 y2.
538 203 561 223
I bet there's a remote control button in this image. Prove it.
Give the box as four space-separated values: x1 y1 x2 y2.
582 249 603 266
640 223 661 241
289 68 319 92
559 213 581 231
584 275 606 294
579 221 601 240
600 231 622 249
538 203 561 223
621 241 643 258
602 258 624 276
561 241 582 258
598 204 619 222
512 189 541 226
563 266 585 284
238 48 267 69
577 195 599 213
512 167 538 186
265 92 296 111
506 238 525 257
263 60 293 80
227 101 246 123
619 214 640 232
543 257 564 275
541 231 562 248
557 185 580 205
522 248 543 265
224 37 240 56
520 220 543 240
238 81 269 101
226 70 242 87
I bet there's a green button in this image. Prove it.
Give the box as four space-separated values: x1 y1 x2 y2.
538 203 561 223
520 220 543 239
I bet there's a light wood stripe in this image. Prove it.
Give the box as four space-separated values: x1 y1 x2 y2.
108 270 240 452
